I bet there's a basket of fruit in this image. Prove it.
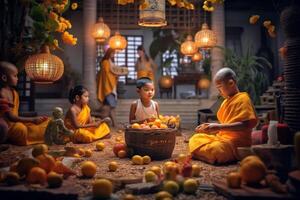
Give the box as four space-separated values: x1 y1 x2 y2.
125 116 180 160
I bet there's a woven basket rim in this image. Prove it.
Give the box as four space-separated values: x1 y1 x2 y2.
125 127 178 133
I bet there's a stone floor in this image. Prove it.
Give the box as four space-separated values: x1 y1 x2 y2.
0 128 238 200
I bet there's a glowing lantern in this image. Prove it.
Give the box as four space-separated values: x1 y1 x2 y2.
25 45 64 84
138 0 167 27
195 23 217 49
92 17 111 43
197 78 211 90
108 31 127 51
180 35 198 56
192 52 203 62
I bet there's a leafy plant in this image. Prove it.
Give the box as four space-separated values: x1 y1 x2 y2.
221 46 272 104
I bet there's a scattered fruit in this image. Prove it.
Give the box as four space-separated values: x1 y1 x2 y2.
84 149 92 157
192 164 201 177
131 123 141 129
227 172 241 188
132 155 143 165
36 154 56 173
118 150 127 158
16 157 40 176
123 194 136 200
32 144 48 157
27 167 47 185
93 179 113 199
81 161 97 178
150 166 162 177
96 142 105 151
240 156 266 184
145 170 158 182
108 161 118 172
142 155 151 164
177 154 186 163
113 143 127 156
183 178 198 194
155 191 173 200
47 171 63 188
4 172 20 186
163 180 179 196
78 148 85 156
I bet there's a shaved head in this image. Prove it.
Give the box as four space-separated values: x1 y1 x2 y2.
0 61 17 76
214 67 237 83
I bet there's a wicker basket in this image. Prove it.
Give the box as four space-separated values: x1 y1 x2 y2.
125 128 177 160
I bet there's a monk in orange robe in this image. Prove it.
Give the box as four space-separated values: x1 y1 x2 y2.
189 68 258 164
97 48 119 127
0 61 49 146
65 85 110 143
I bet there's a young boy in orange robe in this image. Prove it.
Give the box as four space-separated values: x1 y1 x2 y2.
0 61 49 146
189 68 258 164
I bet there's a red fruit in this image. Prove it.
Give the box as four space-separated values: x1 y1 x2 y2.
181 162 192 177
113 143 127 156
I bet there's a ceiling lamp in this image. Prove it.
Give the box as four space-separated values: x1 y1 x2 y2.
195 23 217 49
138 0 167 27
92 17 111 44
108 31 127 51
25 45 64 84
192 52 203 62
180 35 198 56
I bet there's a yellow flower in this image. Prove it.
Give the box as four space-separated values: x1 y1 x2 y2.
249 15 260 24
268 25 275 33
268 28 276 38
139 2 149 10
168 0 177 6
71 3 78 10
118 0 128 5
49 11 58 21
263 20 272 28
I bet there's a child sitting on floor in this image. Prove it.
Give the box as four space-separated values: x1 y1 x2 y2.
129 77 159 124
64 85 111 143
189 68 258 164
0 61 49 146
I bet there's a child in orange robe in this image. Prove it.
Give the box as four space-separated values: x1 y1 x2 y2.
189 68 258 164
0 61 49 146
64 85 110 143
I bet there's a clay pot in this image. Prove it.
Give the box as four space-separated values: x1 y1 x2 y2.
159 76 173 89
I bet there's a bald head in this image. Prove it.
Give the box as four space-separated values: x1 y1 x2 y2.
214 67 237 83
0 61 17 76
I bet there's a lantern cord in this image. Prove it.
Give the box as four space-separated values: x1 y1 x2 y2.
117 0 119 32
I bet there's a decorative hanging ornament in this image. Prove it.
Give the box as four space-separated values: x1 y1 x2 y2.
138 0 167 27
25 45 64 84
180 35 198 56
195 23 217 49
92 17 111 43
108 31 127 51
192 52 203 62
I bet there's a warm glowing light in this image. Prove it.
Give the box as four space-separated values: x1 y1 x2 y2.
108 31 127 51
195 23 217 49
180 35 198 56
138 0 167 27
92 17 111 43
192 52 203 62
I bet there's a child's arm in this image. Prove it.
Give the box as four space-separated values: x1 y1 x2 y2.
69 107 99 129
129 102 137 124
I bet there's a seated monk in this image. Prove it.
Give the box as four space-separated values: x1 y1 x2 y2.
0 61 49 146
189 68 258 164
64 85 110 143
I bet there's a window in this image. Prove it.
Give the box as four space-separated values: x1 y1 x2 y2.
162 50 179 77
96 35 143 83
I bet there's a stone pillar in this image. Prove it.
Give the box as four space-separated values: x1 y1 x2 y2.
83 0 98 108
210 3 225 99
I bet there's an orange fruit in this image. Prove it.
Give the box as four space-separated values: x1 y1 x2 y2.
153 119 162 127
108 161 118 172
151 125 159 129
192 164 201 177
131 123 141 129
132 155 143 165
96 142 105 151
239 159 266 184
47 171 63 188
227 172 241 188
16 157 40 176
160 124 168 129
27 167 47 185
81 161 97 178
93 179 113 199
123 194 136 200
150 166 161 177
145 171 157 182
84 149 92 157
36 154 56 173
163 180 179 196
117 150 127 158
32 144 48 157
142 156 151 164
155 191 172 200
183 178 198 194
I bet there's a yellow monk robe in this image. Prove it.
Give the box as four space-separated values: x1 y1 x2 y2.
97 59 118 103
64 104 110 143
189 92 258 164
6 90 49 146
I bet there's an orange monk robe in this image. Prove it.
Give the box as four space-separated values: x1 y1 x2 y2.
97 59 118 103
64 105 110 143
137 70 154 81
189 92 258 164
6 90 50 146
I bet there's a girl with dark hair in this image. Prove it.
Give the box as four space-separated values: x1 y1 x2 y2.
135 45 157 81
65 85 111 143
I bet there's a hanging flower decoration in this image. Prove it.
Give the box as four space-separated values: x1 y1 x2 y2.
249 15 276 38
117 0 194 10
279 47 287 60
249 15 260 24
29 0 77 50
202 0 224 12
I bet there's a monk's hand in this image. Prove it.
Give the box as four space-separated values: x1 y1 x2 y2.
195 123 209 133
204 123 222 133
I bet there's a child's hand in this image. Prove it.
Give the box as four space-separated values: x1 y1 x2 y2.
33 116 48 124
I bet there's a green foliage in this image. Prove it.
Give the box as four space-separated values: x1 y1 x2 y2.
221 47 272 104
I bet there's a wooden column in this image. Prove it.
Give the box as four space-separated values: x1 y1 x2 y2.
83 0 98 108
210 3 225 99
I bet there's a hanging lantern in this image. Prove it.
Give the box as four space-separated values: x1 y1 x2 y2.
92 17 111 44
108 31 127 51
25 45 64 84
180 35 198 56
195 23 217 49
138 0 167 27
192 52 203 62
197 78 211 90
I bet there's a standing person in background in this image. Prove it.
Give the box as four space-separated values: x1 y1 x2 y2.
97 48 119 127
135 45 157 81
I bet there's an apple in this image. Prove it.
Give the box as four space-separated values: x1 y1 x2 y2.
113 143 127 156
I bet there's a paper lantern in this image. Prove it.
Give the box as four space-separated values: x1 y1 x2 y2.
25 45 64 84
195 23 217 49
138 0 167 27
92 17 111 43
108 31 127 51
180 35 198 56
192 52 203 62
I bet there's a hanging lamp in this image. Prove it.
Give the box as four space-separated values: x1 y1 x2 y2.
92 17 111 44
108 31 127 51
138 0 167 27
192 51 203 62
25 45 64 84
195 23 217 49
180 35 198 57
